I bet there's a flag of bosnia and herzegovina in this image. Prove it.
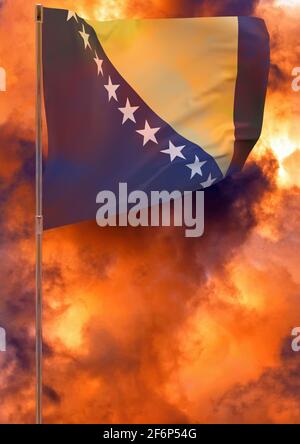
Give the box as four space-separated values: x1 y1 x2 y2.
42 8 270 230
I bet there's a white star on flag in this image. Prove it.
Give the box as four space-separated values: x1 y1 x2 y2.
104 76 120 102
118 98 139 124
67 11 78 22
94 51 104 76
200 173 216 188
161 141 186 162
186 155 207 178
79 24 91 50
136 120 160 146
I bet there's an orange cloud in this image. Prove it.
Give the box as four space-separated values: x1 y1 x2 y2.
0 0 299 424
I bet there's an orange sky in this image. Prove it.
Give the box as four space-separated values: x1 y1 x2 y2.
0 0 300 424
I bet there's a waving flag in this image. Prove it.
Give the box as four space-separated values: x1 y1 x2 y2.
42 8 270 230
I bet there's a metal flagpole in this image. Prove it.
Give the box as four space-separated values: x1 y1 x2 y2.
35 3 43 425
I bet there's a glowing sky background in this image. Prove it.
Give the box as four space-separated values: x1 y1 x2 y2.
0 0 300 424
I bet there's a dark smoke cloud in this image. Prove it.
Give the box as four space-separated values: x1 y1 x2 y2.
215 339 300 423
44 385 61 404
269 63 288 91
1 0 298 425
